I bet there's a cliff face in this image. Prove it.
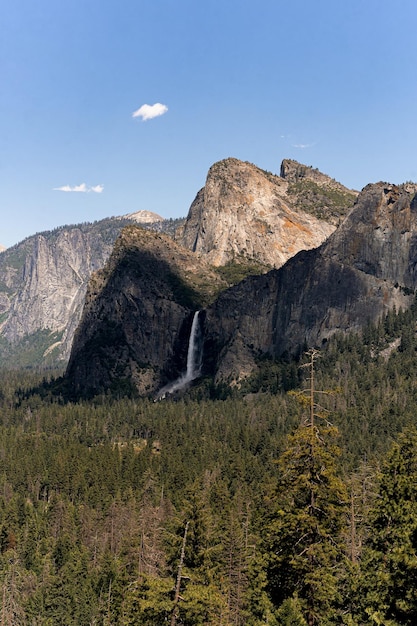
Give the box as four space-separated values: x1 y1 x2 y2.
64 182 417 397
65 226 225 397
203 183 417 382
176 158 356 268
0 215 187 367
0 222 124 366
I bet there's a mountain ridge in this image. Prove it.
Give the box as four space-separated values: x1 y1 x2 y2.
0 157 350 369
63 180 417 396
204 181 417 384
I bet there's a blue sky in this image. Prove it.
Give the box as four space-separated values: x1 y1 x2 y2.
1 0 417 248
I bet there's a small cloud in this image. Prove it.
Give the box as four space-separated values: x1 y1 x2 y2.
54 183 103 193
90 184 104 194
292 142 315 149
132 102 168 121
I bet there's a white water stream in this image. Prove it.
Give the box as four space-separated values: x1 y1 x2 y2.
156 311 202 399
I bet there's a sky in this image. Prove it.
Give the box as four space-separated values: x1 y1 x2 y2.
1 0 417 248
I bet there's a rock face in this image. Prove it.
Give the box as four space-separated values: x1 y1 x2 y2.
0 212 188 367
280 159 358 224
64 181 417 397
176 158 356 268
65 226 226 397
0 219 133 366
203 183 417 383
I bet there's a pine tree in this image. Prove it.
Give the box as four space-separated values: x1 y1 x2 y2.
360 428 417 624
264 350 349 625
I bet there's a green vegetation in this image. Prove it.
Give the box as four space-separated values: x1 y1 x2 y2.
215 256 271 286
3 303 417 622
0 329 64 369
287 179 356 222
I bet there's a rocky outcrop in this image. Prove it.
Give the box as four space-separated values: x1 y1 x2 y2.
203 183 417 383
280 159 353 192
65 226 226 397
280 159 358 224
64 182 417 397
176 158 356 268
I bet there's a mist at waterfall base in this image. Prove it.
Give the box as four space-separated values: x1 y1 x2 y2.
156 311 203 400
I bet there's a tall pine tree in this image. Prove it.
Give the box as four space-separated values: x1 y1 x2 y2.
360 427 417 625
264 350 349 625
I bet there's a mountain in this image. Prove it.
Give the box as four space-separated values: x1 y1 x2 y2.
0 244 6 253
175 157 356 268
1 157 348 369
65 225 226 397
203 182 417 383
0 219 132 367
0 215 184 368
122 210 164 223
63 180 417 397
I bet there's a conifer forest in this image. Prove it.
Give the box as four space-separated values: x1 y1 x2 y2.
2 302 417 624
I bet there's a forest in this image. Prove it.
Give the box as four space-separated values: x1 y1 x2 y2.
2 301 417 624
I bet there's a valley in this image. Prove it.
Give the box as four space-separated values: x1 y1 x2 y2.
1 157 417 624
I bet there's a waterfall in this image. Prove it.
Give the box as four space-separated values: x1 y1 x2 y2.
156 311 202 400
184 310 202 381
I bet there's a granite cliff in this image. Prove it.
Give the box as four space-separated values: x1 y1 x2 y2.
65 226 225 397
203 182 417 383
0 214 183 367
176 157 356 268
64 181 417 396
1 157 349 369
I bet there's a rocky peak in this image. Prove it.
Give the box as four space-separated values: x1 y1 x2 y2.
122 210 164 223
176 157 348 269
280 159 358 225
63 180 417 398
203 182 417 384
324 182 417 286
280 158 348 190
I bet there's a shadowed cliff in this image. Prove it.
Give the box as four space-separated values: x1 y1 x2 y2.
204 183 417 383
65 226 225 397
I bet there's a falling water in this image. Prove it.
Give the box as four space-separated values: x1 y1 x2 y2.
156 311 202 400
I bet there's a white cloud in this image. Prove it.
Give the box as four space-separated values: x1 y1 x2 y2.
90 184 104 194
292 142 315 149
54 183 104 193
132 102 168 121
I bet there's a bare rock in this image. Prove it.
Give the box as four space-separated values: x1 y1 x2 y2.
176 158 355 268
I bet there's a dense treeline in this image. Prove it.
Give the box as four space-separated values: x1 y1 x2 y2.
2 302 417 623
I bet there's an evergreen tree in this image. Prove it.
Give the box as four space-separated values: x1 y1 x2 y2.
264 350 349 625
360 428 417 624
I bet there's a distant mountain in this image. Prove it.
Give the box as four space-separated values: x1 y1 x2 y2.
122 210 164 223
0 244 6 253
